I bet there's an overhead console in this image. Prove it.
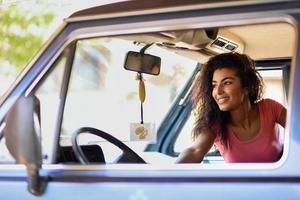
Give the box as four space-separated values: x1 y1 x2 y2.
159 28 244 56
117 27 245 63
204 29 245 55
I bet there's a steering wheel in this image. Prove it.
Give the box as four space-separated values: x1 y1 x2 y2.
71 127 146 164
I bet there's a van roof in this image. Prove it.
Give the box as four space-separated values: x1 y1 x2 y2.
67 0 281 21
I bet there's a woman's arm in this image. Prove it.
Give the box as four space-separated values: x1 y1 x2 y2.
176 130 216 163
278 107 287 128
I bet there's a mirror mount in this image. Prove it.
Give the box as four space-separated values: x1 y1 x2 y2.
140 42 154 55
5 95 47 196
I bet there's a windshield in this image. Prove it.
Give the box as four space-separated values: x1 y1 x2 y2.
36 37 197 162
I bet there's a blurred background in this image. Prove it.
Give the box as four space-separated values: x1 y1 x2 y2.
0 0 124 96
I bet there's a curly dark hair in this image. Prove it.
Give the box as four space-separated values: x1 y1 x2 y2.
191 52 264 147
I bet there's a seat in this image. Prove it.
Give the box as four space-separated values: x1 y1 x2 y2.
57 145 105 164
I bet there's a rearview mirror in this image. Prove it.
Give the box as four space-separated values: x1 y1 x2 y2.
124 51 161 75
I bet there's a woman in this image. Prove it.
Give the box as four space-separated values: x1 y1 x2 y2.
176 52 286 163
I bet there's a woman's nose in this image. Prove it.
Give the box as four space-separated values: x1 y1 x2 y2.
216 84 224 94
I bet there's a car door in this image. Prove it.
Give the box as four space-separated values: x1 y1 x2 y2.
1 1 300 199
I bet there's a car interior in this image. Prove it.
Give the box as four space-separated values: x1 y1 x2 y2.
1 21 294 165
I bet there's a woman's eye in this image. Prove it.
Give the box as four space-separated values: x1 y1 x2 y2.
224 81 232 85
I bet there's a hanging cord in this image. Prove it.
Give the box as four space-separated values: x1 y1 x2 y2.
140 102 144 124
138 73 145 124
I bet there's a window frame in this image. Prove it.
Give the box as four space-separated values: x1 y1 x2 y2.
36 17 295 169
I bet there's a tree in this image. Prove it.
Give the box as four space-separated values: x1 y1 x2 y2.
0 3 54 75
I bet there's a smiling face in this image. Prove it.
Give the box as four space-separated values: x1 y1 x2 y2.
212 68 248 111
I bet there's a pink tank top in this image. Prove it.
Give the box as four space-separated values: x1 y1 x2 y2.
214 98 284 163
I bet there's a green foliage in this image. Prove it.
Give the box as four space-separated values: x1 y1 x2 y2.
0 4 54 74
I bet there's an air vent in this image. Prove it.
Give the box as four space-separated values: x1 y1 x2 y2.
211 37 238 52
225 43 237 51
212 38 227 47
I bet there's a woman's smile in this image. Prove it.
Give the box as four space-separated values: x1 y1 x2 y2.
216 96 230 105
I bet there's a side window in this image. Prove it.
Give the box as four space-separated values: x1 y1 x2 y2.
259 69 286 105
174 68 287 156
